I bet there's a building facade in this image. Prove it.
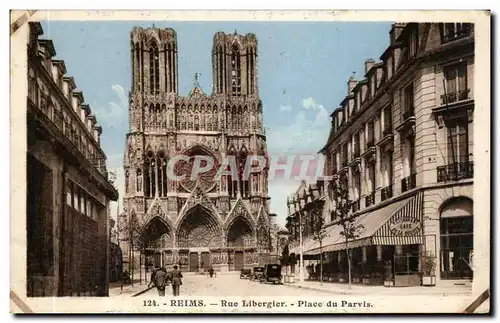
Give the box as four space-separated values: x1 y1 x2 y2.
27 22 119 296
288 22 474 286
121 27 274 273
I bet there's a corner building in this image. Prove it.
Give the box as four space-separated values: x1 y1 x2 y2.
122 27 273 272
27 22 119 296
288 23 474 286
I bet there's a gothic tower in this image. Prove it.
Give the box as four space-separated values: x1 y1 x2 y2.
122 27 273 274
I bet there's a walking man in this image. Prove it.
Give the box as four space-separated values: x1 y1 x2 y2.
154 267 168 296
148 267 159 288
171 265 183 297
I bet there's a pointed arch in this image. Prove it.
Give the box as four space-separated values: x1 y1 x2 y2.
149 40 160 94
176 204 223 248
230 44 241 96
144 149 156 197
141 216 174 249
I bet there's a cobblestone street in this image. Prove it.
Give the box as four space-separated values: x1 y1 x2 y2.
109 272 472 298
139 274 334 297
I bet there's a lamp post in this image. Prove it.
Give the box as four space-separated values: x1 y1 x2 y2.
297 196 305 284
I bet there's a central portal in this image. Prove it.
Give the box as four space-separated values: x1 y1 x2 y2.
177 206 222 249
189 252 199 272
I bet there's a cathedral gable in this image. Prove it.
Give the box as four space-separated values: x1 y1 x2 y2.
177 182 220 226
225 198 255 230
142 197 172 229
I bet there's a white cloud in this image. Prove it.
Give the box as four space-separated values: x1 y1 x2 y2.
94 84 127 128
279 105 292 112
265 97 331 226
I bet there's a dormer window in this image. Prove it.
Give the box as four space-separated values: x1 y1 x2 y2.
442 23 472 43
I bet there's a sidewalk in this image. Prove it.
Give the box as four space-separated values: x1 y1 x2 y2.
283 279 472 296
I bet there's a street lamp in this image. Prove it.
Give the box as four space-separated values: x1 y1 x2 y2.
297 194 306 284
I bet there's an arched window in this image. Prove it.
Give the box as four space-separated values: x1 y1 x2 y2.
440 197 473 280
231 45 241 96
218 46 224 93
136 168 143 193
238 148 249 198
227 146 238 198
125 170 129 194
194 115 200 131
157 151 167 197
149 42 160 94
145 151 156 197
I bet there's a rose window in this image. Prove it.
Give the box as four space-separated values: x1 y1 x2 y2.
175 149 218 193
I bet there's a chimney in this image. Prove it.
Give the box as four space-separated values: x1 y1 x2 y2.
268 213 277 226
348 75 357 94
390 23 407 44
364 59 376 74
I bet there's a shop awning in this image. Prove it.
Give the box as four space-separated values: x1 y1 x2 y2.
304 192 424 255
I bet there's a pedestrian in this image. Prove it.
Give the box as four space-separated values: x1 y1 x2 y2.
154 267 168 296
209 266 214 278
171 265 183 297
148 267 159 288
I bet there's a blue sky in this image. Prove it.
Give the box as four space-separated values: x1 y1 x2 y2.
41 20 392 225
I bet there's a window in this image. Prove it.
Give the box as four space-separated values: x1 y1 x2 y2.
73 186 79 210
145 151 156 197
157 151 168 197
446 118 469 165
408 135 416 174
440 198 473 279
149 42 160 94
443 64 468 104
442 23 472 42
238 150 249 198
383 106 392 133
402 83 414 117
81 191 87 215
409 27 419 58
86 198 92 218
231 45 241 96
366 121 375 146
353 133 360 157
66 181 73 206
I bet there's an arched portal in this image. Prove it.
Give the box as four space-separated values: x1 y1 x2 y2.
226 216 255 271
141 217 173 269
439 196 473 280
227 217 254 248
177 205 222 249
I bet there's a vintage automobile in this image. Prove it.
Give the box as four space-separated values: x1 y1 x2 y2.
250 266 265 281
259 264 283 284
240 268 252 279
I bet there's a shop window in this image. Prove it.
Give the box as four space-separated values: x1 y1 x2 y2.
439 197 473 280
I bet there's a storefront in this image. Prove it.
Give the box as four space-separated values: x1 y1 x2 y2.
297 192 425 286
439 197 473 280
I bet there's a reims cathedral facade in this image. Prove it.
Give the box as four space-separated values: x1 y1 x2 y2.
121 27 276 272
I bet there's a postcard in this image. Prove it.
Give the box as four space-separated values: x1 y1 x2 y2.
10 9 491 314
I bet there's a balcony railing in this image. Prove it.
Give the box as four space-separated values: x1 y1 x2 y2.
437 161 474 182
382 126 393 137
440 89 470 105
365 191 375 207
401 173 416 192
351 199 360 213
403 109 415 120
353 147 360 159
381 184 393 201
